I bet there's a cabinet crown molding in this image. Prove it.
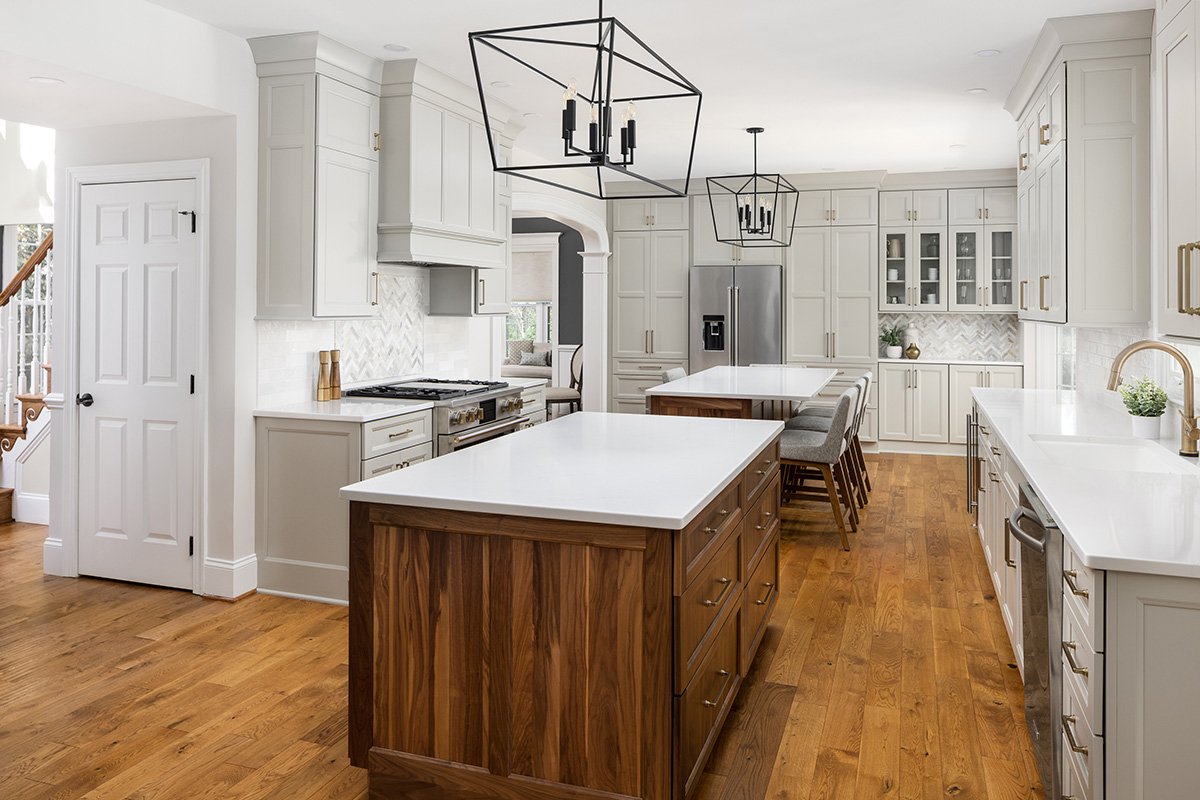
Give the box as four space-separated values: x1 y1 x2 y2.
249 31 384 92
381 58 519 133
1004 10 1152 119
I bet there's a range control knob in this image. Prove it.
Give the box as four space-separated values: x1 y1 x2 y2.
472 407 483 422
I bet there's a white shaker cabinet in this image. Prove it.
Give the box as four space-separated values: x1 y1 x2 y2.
427 266 510 316
611 229 689 360
880 228 947 311
785 226 877 365
612 197 689 231
877 362 948 443
254 67 382 319
947 226 1018 312
949 187 1017 225
879 190 947 227
690 193 780 266
949 365 1023 444
792 189 878 227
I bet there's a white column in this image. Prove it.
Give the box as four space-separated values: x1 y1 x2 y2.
580 250 611 412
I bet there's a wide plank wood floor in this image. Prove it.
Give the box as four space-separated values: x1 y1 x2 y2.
0 453 1040 799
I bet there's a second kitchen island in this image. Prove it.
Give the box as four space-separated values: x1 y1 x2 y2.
340 412 783 800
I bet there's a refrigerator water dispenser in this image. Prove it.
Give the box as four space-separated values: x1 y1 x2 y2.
702 315 726 351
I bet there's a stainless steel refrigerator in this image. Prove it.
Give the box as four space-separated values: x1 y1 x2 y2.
689 264 783 370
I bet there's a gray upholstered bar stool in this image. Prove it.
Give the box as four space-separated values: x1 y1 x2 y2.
779 384 859 551
661 367 686 383
786 372 873 502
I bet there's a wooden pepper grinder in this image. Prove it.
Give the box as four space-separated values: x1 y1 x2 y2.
317 350 331 401
329 349 342 400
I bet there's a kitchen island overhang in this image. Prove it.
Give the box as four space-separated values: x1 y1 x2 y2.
341 412 784 800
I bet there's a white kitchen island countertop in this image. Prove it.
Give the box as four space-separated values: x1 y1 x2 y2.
253 397 435 423
340 411 784 528
644 365 839 401
972 388 1200 578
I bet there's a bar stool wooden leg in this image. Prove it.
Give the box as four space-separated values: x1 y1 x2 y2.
819 463 851 551
834 459 858 532
854 435 872 493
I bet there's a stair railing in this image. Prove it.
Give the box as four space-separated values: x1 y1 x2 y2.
0 231 53 426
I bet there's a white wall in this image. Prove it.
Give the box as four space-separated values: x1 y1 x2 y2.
0 120 53 227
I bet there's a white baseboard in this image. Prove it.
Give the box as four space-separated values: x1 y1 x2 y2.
42 535 66 576
257 587 348 607
203 553 258 599
15 492 49 525
877 440 968 456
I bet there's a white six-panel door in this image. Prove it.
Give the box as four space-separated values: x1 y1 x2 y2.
78 179 198 590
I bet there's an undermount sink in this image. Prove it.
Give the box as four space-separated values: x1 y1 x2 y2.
1030 434 1200 475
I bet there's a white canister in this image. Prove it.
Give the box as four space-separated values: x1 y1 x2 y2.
1131 415 1161 439
887 267 900 281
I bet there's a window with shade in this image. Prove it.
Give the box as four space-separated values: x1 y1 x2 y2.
507 250 555 344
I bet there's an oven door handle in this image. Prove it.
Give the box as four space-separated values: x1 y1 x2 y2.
451 418 525 447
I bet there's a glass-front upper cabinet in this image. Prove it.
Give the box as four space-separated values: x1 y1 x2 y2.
987 228 1017 311
948 227 1017 312
950 228 982 310
879 228 947 311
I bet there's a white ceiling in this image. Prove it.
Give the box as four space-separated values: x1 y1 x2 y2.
146 0 1154 178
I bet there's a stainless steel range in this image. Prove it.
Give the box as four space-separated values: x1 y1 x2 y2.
346 378 527 456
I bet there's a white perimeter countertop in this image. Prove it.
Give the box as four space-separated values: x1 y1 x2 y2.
644 365 838 401
339 412 784 529
880 358 1023 367
254 397 435 423
972 388 1200 578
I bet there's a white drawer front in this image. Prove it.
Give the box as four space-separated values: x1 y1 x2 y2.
1063 667 1104 800
360 441 434 479
611 397 648 414
520 386 546 415
1063 543 1105 651
362 409 433 460
614 374 667 398
1062 597 1104 736
612 358 686 374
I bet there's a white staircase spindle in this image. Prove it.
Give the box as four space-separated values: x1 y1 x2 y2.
31 262 41 396
5 301 16 425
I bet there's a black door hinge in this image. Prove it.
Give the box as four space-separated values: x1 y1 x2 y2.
190 374 195 395
189 536 194 556
178 210 196 233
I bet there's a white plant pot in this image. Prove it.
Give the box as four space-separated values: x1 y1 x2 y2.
886 346 903 359
1131 414 1162 439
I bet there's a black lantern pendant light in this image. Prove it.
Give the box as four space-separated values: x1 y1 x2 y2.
707 128 798 248
469 1 702 200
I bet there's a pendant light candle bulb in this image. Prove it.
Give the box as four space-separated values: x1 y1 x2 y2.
588 103 599 152
625 102 636 150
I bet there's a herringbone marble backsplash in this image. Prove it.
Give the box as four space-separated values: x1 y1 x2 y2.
878 313 1020 361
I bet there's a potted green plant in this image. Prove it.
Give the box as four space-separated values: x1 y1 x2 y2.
1118 376 1168 439
880 324 905 359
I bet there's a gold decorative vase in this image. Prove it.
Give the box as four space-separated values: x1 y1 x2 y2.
905 343 921 360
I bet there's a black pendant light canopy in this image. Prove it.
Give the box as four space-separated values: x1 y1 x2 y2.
706 128 798 248
468 1 702 200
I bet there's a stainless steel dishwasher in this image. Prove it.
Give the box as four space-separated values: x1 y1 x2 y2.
1009 484 1063 800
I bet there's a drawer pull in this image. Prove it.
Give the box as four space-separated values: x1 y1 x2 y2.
370 464 393 475
1062 714 1089 755
701 577 733 607
1062 641 1089 677
991 446 1001 456
701 669 733 707
1063 569 1089 598
979 425 989 434
754 582 776 605
388 428 415 440
755 469 767 476
755 511 775 531
638 365 662 370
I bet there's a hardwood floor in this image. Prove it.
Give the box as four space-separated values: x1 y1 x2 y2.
0 453 1040 800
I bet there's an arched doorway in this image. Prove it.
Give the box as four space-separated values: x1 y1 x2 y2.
511 191 610 412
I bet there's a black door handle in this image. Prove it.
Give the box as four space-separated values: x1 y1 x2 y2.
76 393 93 407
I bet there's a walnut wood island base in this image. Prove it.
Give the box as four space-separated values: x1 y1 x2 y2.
344 415 782 800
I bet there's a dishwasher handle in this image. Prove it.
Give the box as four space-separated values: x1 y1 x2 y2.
1008 505 1046 554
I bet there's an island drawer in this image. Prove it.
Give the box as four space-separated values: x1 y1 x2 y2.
676 605 742 799
362 409 433 460
1062 596 1105 736
743 439 780 505
742 530 779 674
743 474 780 570
680 478 743 591
676 530 742 691
360 441 433 480
1063 542 1105 651
1063 668 1104 800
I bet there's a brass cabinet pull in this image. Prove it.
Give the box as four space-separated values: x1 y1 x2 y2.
1019 280 1028 311
637 365 662 369
831 332 836 356
985 208 990 220
373 132 381 152
978 209 983 220
831 210 837 221
1062 641 1089 676
1040 123 1051 146
388 428 415 440
1019 152 1027 171
1182 242 1200 316
1004 518 1017 568
1063 569 1089 598
1180 243 1188 315
651 215 655 226
991 446 1001 455
370 464 393 475
702 669 733 707
978 458 986 492
1062 714 1089 755
650 330 655 353
979 424 989 434
1039 275 1050 311
990 471 1000 483
755 511 775 531
701 577 734 607
479 278 486 307
372 272 380 306
826 210 830 221
754 581 776 605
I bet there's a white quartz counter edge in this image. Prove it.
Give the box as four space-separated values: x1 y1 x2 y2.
339 414 786 529
254 398 435 423
972 388 1200 579
879 358 1023 367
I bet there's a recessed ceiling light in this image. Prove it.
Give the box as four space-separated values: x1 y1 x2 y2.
965 87 988 94
383 43 409 53
949 144 966 150
975 49 1001 58
523 112 542 119
28 76 64 85
491 81 511 88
